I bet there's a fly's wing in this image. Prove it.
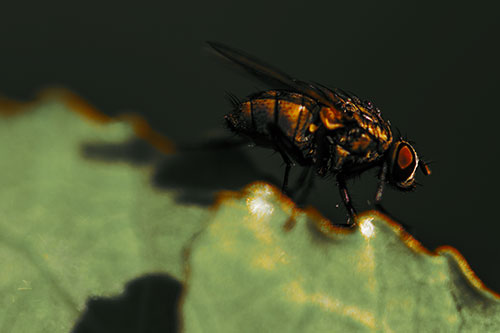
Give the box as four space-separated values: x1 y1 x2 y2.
208 41 339 109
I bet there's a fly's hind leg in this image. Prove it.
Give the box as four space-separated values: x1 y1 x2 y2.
267 124 310 196
336 174 357 226
265 124 294 194
277 148 293 195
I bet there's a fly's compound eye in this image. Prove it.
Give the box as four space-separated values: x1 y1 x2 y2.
397 145 413 169
389 141 419 189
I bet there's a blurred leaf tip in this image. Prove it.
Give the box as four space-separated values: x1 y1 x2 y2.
0 87 174 154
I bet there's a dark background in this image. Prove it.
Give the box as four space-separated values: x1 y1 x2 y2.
2 0 499 296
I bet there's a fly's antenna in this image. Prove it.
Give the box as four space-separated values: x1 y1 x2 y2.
418 159 432 176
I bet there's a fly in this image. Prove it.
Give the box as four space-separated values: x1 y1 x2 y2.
208 42 431 225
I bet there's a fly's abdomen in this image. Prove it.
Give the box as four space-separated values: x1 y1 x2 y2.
225 90 318 148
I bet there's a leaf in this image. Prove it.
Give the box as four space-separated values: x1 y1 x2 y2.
0 92 207 332
182 183 500 332
2 90 499 332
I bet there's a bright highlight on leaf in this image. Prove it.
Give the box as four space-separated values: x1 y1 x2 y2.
359 217 376 239
246 186 275 219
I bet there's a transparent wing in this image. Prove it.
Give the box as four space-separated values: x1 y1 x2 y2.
208 41 339 108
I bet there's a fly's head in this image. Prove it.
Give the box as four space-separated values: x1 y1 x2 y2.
387 140 431 191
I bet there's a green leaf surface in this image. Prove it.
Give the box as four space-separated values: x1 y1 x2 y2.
2 92 500 332
0 95 207 332
183 183 500 332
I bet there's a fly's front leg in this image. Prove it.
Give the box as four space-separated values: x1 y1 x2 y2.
375 162 388 204
374 162 403 226
336 174 357 225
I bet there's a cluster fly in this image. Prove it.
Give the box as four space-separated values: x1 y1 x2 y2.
209 42 431 224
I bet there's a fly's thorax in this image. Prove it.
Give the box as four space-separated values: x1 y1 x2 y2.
320 128 381 172
352 107 392 152
319 99 393 151
316 100 392 172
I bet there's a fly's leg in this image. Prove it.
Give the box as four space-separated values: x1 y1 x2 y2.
276 148 293 195
295 166 311 189
374 162 388 203
266 124 295 195
266 124 311 165
373 162 414 233
336 174 357 225
374 162 391 215
295 168 315 206
292 166 311 196
266 123 311 196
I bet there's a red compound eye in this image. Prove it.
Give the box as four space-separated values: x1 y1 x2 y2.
397 145 413 169
390 142 419 188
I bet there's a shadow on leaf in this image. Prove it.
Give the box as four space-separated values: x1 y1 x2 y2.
73 274 182 333
81 139 277 206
